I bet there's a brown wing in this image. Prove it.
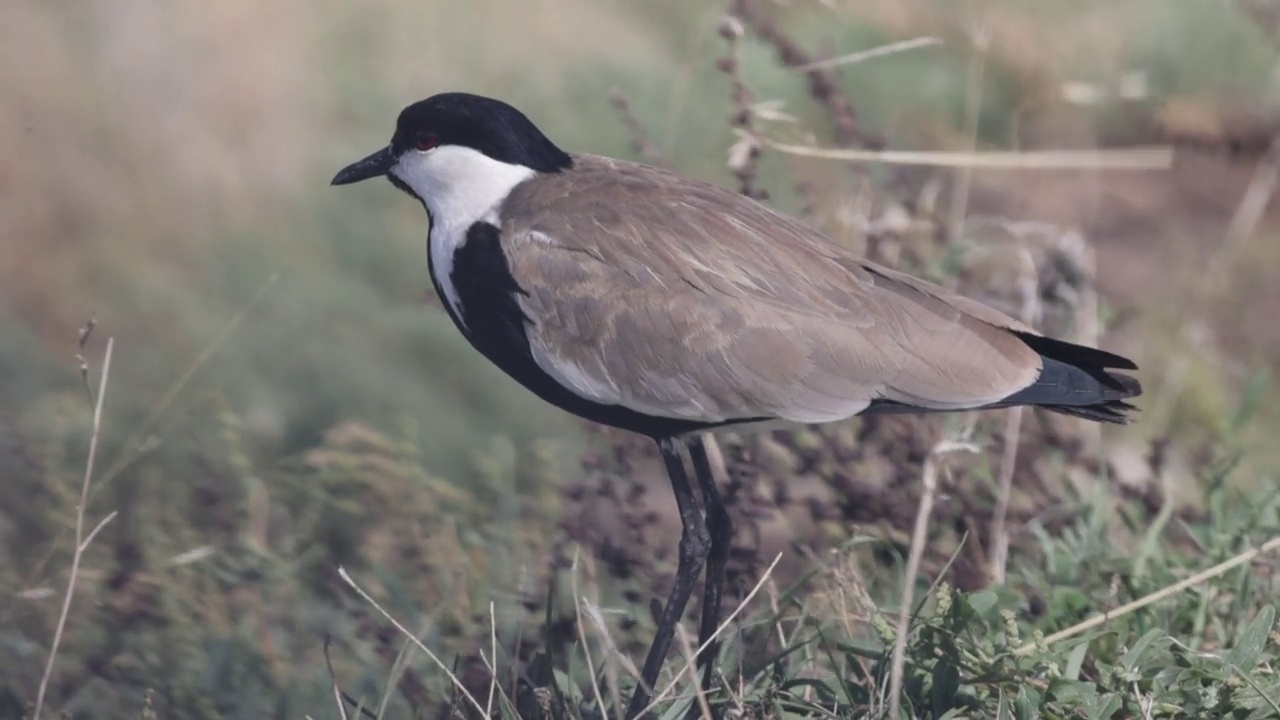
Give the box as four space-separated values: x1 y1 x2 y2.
499 154 1042 424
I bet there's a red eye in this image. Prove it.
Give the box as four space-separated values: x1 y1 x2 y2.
414 131 439 151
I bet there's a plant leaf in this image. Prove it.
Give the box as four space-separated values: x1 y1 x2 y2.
1121 627 1170 674
1227 605 1276 671
1064 638 1092 681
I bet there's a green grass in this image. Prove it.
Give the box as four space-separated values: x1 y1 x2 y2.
3 0 1280 717
316 466 1280 719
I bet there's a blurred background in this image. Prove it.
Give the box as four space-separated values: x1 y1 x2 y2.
3 0 1279 716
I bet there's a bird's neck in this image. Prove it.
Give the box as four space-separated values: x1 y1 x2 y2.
394 146 535 326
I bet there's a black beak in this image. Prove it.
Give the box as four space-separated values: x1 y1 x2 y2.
331 146 396 186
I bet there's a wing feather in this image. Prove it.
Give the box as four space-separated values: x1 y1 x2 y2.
501 155 1042 423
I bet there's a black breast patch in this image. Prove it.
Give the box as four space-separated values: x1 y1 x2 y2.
450 222 533 355
443 222 763 439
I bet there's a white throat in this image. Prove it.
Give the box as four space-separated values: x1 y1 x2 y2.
391 145 536 323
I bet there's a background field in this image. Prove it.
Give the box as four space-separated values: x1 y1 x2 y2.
3 0 1280 717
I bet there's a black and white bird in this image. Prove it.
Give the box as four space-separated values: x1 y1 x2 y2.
331 91 1142 717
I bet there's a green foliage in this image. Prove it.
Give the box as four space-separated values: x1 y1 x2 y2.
479 477 1279 719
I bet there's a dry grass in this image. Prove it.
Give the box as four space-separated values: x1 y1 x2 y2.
33 335 116 719
1014 534 1280 656
887 440 977 718
338 566 487 716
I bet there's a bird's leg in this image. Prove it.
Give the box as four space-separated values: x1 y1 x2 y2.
688 435 732 712
626 436 711 720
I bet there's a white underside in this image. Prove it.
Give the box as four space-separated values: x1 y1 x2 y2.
390 145 535 323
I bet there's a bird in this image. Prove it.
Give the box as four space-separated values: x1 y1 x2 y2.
331 91 1142 718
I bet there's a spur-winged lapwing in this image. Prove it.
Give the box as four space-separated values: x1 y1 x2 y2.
332 91 1142 718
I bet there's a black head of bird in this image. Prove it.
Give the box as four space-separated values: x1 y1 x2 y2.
331 91 571 194
332 91 1143 719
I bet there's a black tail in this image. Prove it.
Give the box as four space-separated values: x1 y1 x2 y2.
993 331 1143 424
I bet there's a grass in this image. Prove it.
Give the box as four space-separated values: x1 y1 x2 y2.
327 471 1280 718
3 0 1280 717
33 333 115 719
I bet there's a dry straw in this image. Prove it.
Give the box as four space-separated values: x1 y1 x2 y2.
1014 535 1280 656
766 140 1176 170
887 440 979 719
34 336 118 719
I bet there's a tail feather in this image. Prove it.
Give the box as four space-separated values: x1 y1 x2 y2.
1044 399 1138 423
994 331 1143 425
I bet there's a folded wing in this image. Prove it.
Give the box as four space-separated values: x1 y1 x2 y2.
500 155 1091 425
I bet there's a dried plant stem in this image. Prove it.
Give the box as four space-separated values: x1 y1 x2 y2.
765 140 1175 169
730 0 871 148
570 550 608 719
889 441 977 719
579 588 640 686
97 273 278 490
581 594 637 717
888 452 939 717
718 13 766 200
75 315 97 405
1204 137 1280 289
323 637 351 720
639 552 784 717
34 337 116 720
1015 535 1280 655
1148 140 1280 434
1070 239 1104 455
12 274 279 626
988 407 1024 585
946 24 989 242
674 624 714 719
486 601 498 717
793 36 942 72
988 246 1039 585
1157 137 1280 433
609 89 665 166
337 567 486 717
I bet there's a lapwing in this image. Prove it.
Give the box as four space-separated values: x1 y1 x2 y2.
331 91 1142 718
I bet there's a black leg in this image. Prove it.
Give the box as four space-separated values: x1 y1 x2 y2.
689 435 732 712
625 436 711 719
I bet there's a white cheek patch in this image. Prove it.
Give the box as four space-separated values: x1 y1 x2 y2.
391 146 535 322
